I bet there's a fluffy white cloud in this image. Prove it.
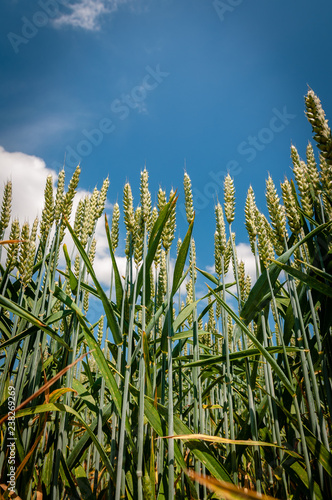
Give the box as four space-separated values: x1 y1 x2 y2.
0 146 57 222
54 0 131 30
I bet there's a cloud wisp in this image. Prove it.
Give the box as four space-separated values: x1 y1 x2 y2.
53 0 131 31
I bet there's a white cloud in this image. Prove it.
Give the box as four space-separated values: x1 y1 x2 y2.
54 0 131 31
0 146 57 222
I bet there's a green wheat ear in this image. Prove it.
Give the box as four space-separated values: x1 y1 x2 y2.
97 316 104 346
64 165 81 217
281 178 301 234
319 155 332 219
88 187 99 237
97 177 110 218
214 202 226 280
54 169 65 223
244 186 258 253
223 236 232 275
256 211 275 268
306 142 320 194
183 172 194 224
291 145 313 217
40 175 54 244
18 220 37 286
224 173 235 224
140 167 151 226
319 155 332 199
111 202 120 252
265 174 287 255
123 182 135 232
74 198 85 237
189 236 196 282
80 195 91 247
215 202 226 254
157 248 167 308
238 260 246 299
163 188 176 253
134 205 143 266
0 180 12 237
59 165 81 241
123 182 135 256
305 88 332 166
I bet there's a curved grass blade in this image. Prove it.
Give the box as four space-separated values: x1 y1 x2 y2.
186 470 278 500
295 258 332 284
172 299 200 332
183 346 304 368
271 259 332 297
196 267 219 285
173 329 207 341
164 434 301 459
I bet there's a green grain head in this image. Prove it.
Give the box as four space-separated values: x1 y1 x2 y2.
0 180 12 237
183 172 194 224
280 178 301 234
134 206 144 266
224 174 235 224
123 182 135 256
140 167 152 227
97 177 110 217
265 174 287 255
305 89 332 166
111 202 120 252
291 145 314 217
54 169 65 223
256 212 275 268
306 142 320 195
162 189 176 253
244 186 258 253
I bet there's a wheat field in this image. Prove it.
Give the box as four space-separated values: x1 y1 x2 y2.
0 89 331 499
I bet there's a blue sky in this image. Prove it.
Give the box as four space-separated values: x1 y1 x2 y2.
1 0 332 280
